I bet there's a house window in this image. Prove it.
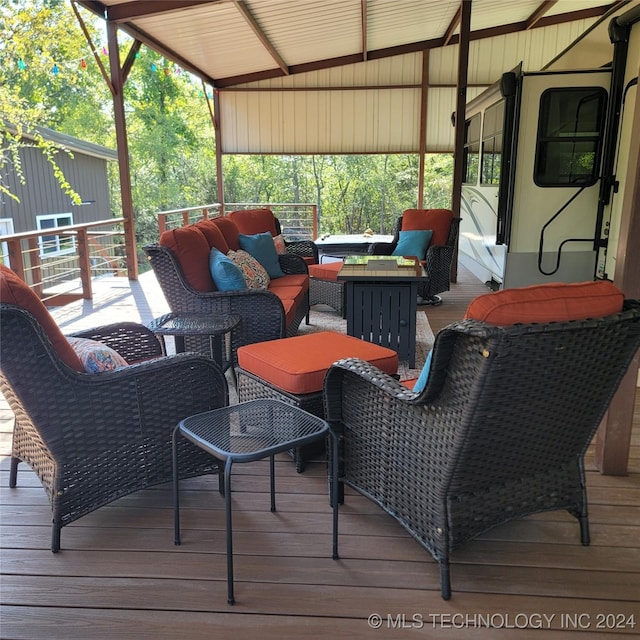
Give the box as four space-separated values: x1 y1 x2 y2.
481 101 504 185
0 218 15 268
36 213 75 258
535 87 607 187
463 114 481 185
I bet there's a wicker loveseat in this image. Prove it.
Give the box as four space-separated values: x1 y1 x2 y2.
0 265 228 552
144 216 311 360
324 281 640 599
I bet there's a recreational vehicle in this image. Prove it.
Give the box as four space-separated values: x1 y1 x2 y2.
459 2 639 290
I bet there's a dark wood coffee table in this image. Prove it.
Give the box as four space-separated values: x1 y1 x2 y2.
337 256 425 367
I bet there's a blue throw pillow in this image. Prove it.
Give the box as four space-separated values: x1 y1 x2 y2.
209 247 247 291
238 232 285 279
392 229 433 260
412 349 433 393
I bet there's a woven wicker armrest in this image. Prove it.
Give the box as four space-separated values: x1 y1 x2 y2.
367 241 395 255
277 252 309 275
286 239 319 264
324 357 414 422
69 322 163 362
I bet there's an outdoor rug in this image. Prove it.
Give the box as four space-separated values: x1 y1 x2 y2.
299 305 434 381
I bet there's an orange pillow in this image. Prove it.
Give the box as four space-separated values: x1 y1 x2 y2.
401 209 453 247
159 226 215 292
0 265 84 371
465 281 624 326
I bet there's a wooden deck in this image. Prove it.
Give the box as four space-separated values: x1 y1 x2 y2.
1 267 639 639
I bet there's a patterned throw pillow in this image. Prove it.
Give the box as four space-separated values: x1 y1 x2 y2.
67 337 129 373
273 234 287 255
227 249 270 289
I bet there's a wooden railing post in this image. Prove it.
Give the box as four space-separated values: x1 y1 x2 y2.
76 229 93 300
7 239 25 282
27 238 43 297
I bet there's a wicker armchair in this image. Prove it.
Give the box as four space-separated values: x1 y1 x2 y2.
369 209 460 304
0 304 228 552
324 300 640 599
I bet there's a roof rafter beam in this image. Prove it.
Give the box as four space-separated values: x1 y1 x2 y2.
106 0 220 23
443 4 461 46
214 2 617 87
525 1 558 30
233 0 289 75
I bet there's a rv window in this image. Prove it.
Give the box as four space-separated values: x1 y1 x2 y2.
535 87 606 187
481 101 504 185
36 213 75 259
463 114 481 184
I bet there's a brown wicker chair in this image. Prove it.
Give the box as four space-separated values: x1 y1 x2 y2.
324 299 640 599
369 209 460 305
0 304 228 552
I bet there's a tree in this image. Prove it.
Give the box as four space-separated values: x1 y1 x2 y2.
0 0 109 204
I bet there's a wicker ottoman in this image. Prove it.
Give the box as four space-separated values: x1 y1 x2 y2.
308 262 345 317
236 331 398 471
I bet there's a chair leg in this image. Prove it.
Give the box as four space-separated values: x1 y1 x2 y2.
440 560 452 600
418 295 442 306
579 514 590 546
9 457 19 488
51 524 61 553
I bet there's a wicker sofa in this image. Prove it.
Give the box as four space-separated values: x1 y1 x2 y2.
324 281 640 599
144 216 311 359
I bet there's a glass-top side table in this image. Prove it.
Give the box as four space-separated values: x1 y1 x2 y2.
172 398 339 605
148 312 241 380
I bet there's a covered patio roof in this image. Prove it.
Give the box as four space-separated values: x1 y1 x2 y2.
77 0 627 155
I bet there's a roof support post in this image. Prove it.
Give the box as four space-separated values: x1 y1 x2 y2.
107 21 138 279
213 89 224 210
450 0 472 283
418 50 429 209
595 71 640 475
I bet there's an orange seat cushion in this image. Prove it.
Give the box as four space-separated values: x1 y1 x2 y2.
237 331 398 395
308 262 343 281
269 273 309 291
402 209 453 247
0 265 84 371
465 280 624 326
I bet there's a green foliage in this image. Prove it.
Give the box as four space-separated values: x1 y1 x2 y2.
1 0 453 247
222 153 452 235
0 0 110 203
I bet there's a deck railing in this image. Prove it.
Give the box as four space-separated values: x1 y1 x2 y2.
155 202 318 241
0 218 126 306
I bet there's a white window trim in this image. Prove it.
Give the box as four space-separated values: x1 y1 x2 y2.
0 218 15 268
36 213 75 259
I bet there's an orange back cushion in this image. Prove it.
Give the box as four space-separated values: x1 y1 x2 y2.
401 209 453 247
0 265 83 371
214 216 241 251
465 280 624 326
159 226 215 292
195 219 230 254
228 209 278 237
